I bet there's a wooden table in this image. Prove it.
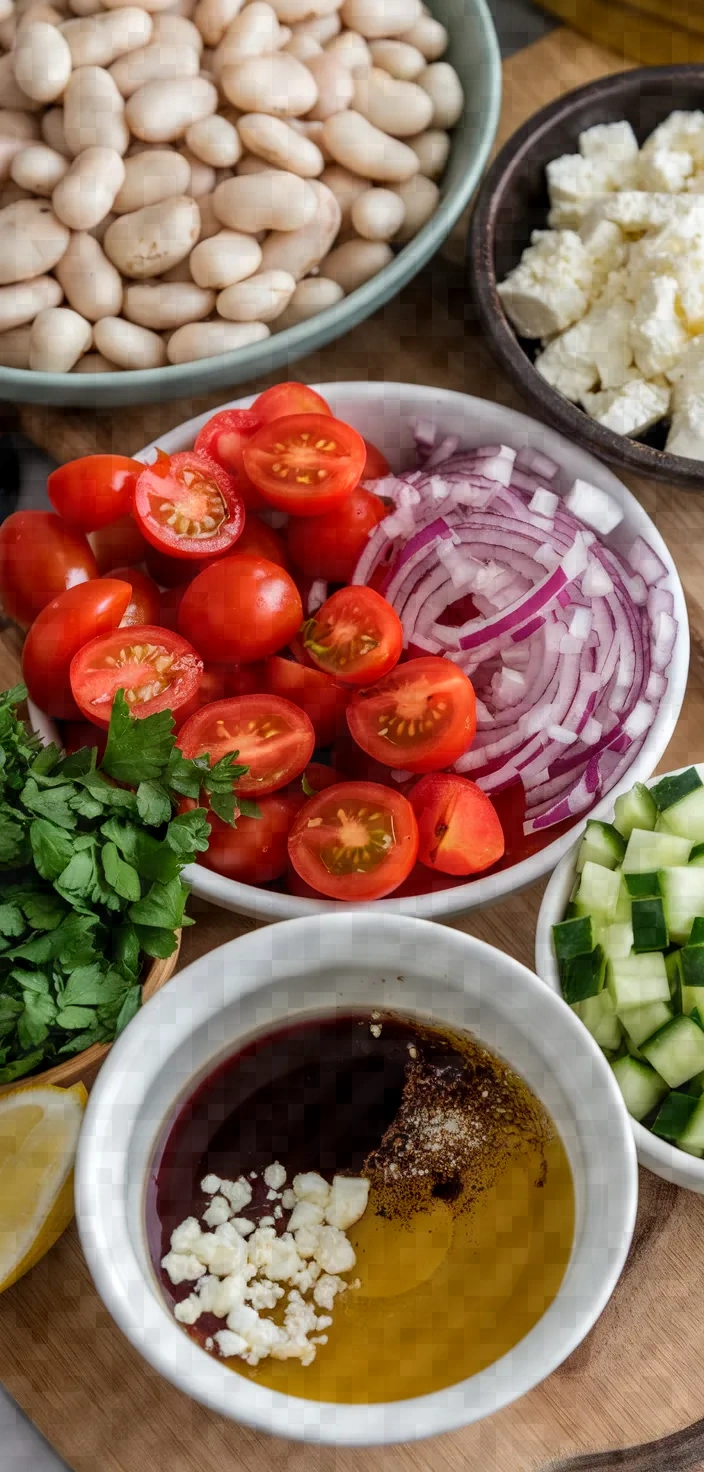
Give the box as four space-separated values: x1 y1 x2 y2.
4 24 704 1472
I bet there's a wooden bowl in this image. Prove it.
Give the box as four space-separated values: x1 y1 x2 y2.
468 64 704 489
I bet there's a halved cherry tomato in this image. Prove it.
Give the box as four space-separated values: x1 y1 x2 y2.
134 451 244 561
90 513 148 574
181 792 302 885
242 413 366 516
172 665 229 729
252 381 331 422
264 655 349 749
361 438 390 481
177 694 314 796
287 780 418 901
0 511 98 629
410 773 505 875
22 578 132 719
109 566 161 626
48 455 143 532
302 585 402 686
62 720 108 760
194 408 264 510
298 761 341 794
70 624 203 728
346 657 476 773
178 555 302 663
287 485 387 583
232 513 289 568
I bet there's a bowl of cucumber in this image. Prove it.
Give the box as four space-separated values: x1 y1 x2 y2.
536 765 704 1192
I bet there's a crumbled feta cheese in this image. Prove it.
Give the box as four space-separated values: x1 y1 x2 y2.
313 1225 357 1275
200 1175 222 1195
313 1273 348 1311
248 1226 304 1281
579 120 639 172
263 1162 287 1191
535 319 600 402
197 1271 248 1317
579 217 626 291
667 398 704 457
639 146 694 194
288 1199 325 1233
293 1224 320 1259
292 1171 331 1208
170 1217 203 1255
202 1194 232 1229
273 1205 283 1220
497 229 593 338
291 1261 321 1293
266 1189 279 1201
246 1278 286 1311
324 1176 370 1231
226 1303 288 1364
161 1251 207 1285
630 275 689 377
582 378 671 437
231 1216 256 1236
213 1329 249 1358
281 1188 296 1210
641 110 704 166
174 1295 202 1325
218 1177 253 1213
194 1225 248 1276
259 1215 276 1228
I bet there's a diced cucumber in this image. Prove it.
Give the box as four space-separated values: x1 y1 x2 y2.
681 944 704 988
618 999 674 1048
623 829 692 873
624 871 661 898
552 915 594 963
576 820 626 873
651 1090 699 1140
607 952 670 1010
631 896 669 952
611 1054 669 1120
574 861 622 923
614 877 633 923
562 946 606 1004
682 985 704 1018
677 1093 704 1155
601 922 634 961
659 867 704 943
572 990 623 1050
691 917 704 942
641 1014 704 1087
690 844 704 868
651 767 703 813
614 781 657 840
655 785 704 843
688 1068 704 1095
666 949 683 1011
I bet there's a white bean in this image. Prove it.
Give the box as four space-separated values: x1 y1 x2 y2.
0 55 42 113
14 22 72 105
113 147 191 211
350 183 402 239
110 39 200 95
104 192 199 275
216 265 293 320
418 61 462 128
353 66 432 136
61 9 153 69
150 12 203 51
237 112 323 177
305 51 353 121
196 188 220 238
215 4 282 66
29 304 92 370
55 229 123 317
213 169 314 231
73 349 115 370
126 74 217 140
0 272 62 330
322 109 418 181
167 316 268 361
0 198 69 282
320 162 366 222
290 10 339 43
124 278 213 325
259 175 339 277
52 145 125 228
284 31 320 60
221 52 317 116
269 0 335 21
63 66 129 154
321 234 390 289
190 226 260 287
392 169 437 239
94 312 166 365
0 110 41 141
368 38 424 79
41 107 70 157
102 0 177 14
193 0 244 46
16 4 67 33
11 142 69 194
0 324 32 365
407 126 448 178
339 0 420 38
399 13 446 59
182 146 214 196
325 28 370 69
275 271 341 325
185 113 240 166
0 136 31 184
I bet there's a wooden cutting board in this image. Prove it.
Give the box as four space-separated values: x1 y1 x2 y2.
5 23 704 1472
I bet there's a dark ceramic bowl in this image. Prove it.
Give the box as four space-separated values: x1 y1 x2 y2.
468 64 704 489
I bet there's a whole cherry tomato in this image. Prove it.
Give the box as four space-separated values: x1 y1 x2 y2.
232 514 289 568
48 455 143 532
252 381 331 422
22 578 132 719
0 511 97 629
90 513 148 574
180 792 302 885
178 555 302 663
361 438 391 481
287 485 387 583
109 566 161 626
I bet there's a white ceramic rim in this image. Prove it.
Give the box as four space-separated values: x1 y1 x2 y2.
135 381 690 922
75 912 638 1445
535 766 704 1192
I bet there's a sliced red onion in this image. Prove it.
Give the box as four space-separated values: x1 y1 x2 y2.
515 446 559 480
529 487 559 519
628 535 668 587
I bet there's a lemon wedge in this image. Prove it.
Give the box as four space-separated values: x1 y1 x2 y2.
0 1081 87 1294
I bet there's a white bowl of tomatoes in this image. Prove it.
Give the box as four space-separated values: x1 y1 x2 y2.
12 381 688 920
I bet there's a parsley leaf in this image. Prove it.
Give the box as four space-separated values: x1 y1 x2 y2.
133 924 179 959
17 991 57 1049
0 903 25 938
102 692 176 784
101 817 181 883
0 807 28 865
20 890 67 932
102 841 141 903
129 876 189 930
237 798 262 820
62 965 127 1009
56 1005 98 1030
166 808 211 857
115 986 142 1035
21 778 77 831
136 780 172 827
0 1050 45 1085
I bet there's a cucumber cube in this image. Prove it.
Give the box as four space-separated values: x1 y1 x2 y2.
682 945 704 988
659 867 704 943
623 829 692 873
651 1091 699 1140
631 897 668 952
614 781 657 840
682 986 704 1017
614 878 633 923
607 952 670 1010
655 784 704 842
624 871 661 898
574 861 622 923
572 991 622 1050
552 916 594 963
690 844 704 868
618 999 674 1048
691 917 704 943
602 922 634 960
562 946 606 1004
677 1094 704 1155
641 1014 704 1088
576 820 626 873
666 949 683 1011
651 767 703 812
611 1055 669 1120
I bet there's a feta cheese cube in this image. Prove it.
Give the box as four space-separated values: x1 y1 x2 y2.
313 1225 357 1275
200 1175 222 1195
218 1176 253 1213
288 1199 325 1233
313 1273 348 1310
497 229 593 338
263 1161 287 1191
582 378 670 437
641 110 704 166
665 332 704 383
259 1215 276 1228
232 1216 256 1236
161 1251 207 1285
639 147 694 194
292 1171 331 1208
630 275 689 378
579 121 639 175
170 1217 203 1255
666 398 704 458
213 1329 249 1359
202 1194 232 1229
579 217 626 290
174 1294 202 1324
546 153 608 222
324 1176 370 1231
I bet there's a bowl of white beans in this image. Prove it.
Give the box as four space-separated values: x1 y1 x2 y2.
0 0 501 404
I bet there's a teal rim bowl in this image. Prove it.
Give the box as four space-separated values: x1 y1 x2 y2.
1 0 501 408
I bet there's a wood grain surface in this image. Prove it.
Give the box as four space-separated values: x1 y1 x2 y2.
4 24 704 1472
